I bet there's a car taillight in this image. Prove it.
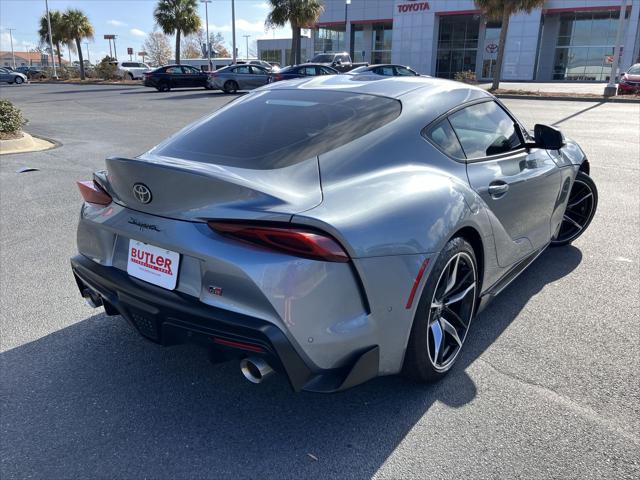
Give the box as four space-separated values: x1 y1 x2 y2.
207 221 349 263
77 180 112 205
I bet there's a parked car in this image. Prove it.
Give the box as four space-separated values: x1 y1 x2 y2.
111 61 152 80
618 63 640 95
348 64 420 77
0 67 27 84
71 75 597 392
15 66 47 79
309 52 367 72
208 64 270 93
249 59 279 72
269 64 338 83
143 65 213 91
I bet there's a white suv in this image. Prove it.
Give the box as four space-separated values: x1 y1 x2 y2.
112 61 152 80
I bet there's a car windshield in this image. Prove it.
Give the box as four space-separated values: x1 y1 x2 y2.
311 54 334 63
154 90 401 169
628 65 640 74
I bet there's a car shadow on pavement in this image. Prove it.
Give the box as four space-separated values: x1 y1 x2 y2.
150 92 245 101
45 87 141 94
0 246 581 478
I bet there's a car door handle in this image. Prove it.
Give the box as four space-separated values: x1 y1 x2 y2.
488 182 509 197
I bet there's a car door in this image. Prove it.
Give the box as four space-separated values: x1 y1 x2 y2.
184 66 206 86
233 65 251 89
249 66 270 87
0 68 10 83
449 100 562 267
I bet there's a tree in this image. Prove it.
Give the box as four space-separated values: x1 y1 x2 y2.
61 8 94 80
154 0 201 64
181 35 201 59
185 29 230 59
266 0 323 65
38 10 66 67
474 0 545 90
143 32 172 66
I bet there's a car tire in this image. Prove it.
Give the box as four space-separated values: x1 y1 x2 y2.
550 171 598 247
403 237 478 383
127 72 134 81
14 76 24 85
159 82 170 92
223 80 238 94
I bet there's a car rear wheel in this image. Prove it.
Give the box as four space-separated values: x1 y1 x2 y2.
403 237 478 382
223 80 238 94
551 171 598 246
127 72 134 81
14 76 24 85
158 82 170 92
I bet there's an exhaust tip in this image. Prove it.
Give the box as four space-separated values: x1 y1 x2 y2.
240 357 274 384
82 289 103 309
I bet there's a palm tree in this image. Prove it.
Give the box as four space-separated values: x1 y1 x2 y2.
154 0 201 65
474 0 545 90
38 10 66 68
266 0 324 65
62 8 94 80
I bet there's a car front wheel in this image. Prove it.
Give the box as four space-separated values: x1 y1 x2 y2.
14 76 24 84
403 237 478 382
551 171 598 246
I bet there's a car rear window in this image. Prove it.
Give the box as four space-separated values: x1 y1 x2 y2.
154 90 401 169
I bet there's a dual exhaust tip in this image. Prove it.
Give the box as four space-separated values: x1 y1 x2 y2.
240 357 274 384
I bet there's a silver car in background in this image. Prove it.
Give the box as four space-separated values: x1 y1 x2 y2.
0 67 28 84
208 64 271 93
71 75 597 392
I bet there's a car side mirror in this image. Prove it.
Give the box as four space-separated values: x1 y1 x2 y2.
533 124 565 150
335 59 342 66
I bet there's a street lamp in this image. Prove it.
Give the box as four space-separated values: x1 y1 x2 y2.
44 0 58 78
200 0 212 71
84 42 90 65
243 34 251 61
604 0 628 97
344 0 351 53
231 0 237 63
7 28 16 69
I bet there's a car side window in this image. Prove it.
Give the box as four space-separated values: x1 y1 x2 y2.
250 66 265 75
235 66 251 74
448 101 523 159
396 66 417 76
167 66 184 74
302 66 316 76
424 120 466 159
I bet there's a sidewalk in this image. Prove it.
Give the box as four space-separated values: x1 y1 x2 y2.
478 82 610 95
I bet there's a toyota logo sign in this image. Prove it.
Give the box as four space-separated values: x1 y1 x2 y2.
132 183 152 204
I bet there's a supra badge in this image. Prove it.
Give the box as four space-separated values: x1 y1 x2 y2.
132 183 152 204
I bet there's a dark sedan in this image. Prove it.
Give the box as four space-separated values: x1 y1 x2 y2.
349 64 420 77
269 63 338 83
143 65 213 92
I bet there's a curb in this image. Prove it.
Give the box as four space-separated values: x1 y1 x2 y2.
0 131 57 155
494 93 640 103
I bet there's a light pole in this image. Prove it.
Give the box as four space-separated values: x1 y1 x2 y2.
243 34 251 61
231 0 237 63
84 42 90 65
604 0 628 97
200 0 213 70
7 28 16 69
344 0 351 54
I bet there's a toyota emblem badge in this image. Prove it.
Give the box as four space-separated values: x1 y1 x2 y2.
132 183 152 204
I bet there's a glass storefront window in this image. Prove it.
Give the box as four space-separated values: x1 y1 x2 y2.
371 22 392 64
351 24 365 61
314 26 345 54
285 49 308 64
260 49 281 64
436 15 479 79
552 10 628 81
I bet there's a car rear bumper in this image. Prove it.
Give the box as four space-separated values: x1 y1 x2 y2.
70 254 379 392
618 82 640 94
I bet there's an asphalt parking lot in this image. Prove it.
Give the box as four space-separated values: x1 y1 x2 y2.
1 83 639 479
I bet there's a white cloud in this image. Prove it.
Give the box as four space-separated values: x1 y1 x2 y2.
254 2 270 9
210 19 266 34
130 28 146 38
107 20 127 27
0 32 37 52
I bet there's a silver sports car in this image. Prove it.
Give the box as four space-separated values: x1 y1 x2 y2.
71 75 597 392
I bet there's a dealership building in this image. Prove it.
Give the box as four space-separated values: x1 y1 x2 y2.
257 0 640 81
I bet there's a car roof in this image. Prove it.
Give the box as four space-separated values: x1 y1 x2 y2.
262 74 490 100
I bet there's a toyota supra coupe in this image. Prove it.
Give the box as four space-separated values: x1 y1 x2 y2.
71 75 597 392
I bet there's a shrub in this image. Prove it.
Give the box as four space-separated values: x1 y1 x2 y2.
95 55 119 80
0 99 25 135
454 70 477 84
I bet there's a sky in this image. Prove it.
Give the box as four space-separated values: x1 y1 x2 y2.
0 0 292 62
